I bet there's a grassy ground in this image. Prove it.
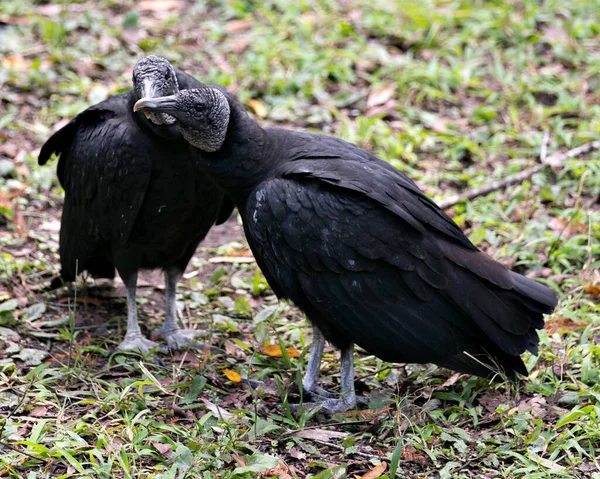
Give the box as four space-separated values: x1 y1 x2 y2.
1 0 599 477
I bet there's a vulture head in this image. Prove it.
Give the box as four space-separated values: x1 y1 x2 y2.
134 88 230 153
132 55 179 126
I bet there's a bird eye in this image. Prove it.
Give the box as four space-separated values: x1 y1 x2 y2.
194 104 206 112
164 71 170 80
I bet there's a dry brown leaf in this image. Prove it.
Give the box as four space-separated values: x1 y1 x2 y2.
441 372 462 388
516 396 547 419
200 398 235 420
584 284 600 297
545 317 587 334
429 117 449 133
402 446 429 466
29 406 49 417
247 99 268 118
294 428 349 441
35 4 63 16
138 0 181 11
223 369 242 383
419 49 435 61
359 463 387 479
288 447 307 460
224 247 253 257
542 25 570 44
260 344 301 358
208 256 255 264
265 462 293 479
226 19 252 34
152 441 173 459
366 84 395 108
1 55 29 72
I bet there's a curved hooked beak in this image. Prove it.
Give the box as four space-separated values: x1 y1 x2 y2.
133 95 179 114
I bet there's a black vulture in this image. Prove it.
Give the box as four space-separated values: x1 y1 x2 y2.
135 88 558 413
38 57 233 354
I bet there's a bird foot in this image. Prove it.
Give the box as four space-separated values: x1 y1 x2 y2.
293 393 358 414
290 387 370 414
303 384 336 400
118 334 168 355
158 327 222 353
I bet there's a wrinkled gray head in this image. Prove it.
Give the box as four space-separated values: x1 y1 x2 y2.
133 88 230 153
132 55 179 125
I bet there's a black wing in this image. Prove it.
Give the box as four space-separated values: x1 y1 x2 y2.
38 94 152 277
245 150 556 375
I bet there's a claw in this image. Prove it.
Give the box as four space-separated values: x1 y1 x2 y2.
118 333 168 355
158 327 223 353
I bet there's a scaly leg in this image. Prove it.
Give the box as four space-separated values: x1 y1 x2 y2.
293 325 364 414
157 268 220 352
302 325 335 399
118 271 166 354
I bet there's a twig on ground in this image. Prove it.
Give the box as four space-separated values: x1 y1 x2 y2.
308 438 395 462
438 139 600 209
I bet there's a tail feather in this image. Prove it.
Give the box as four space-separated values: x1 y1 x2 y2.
511 271 558 315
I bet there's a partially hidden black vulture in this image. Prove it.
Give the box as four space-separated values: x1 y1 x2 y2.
38 57 233 354
135 88 558 412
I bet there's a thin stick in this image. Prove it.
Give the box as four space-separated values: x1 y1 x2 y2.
438 139 600 210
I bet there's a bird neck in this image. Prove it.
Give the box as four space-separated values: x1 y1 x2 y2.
194 95 274 211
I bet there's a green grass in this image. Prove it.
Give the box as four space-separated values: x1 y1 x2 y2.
0 0 599 477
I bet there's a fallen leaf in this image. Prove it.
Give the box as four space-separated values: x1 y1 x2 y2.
441 372 462 388
294 428 349 441
138 0 181 11
584 284 600 297
208 256 255 264
542 25 570 44
224 248 253 257
402 446 429 466
36 4 63 16
247 99 268 118
29 406 49 417
260 344 301 358
429 117 449 133
545 317 587 334
360 463 386 479
39 220 61 232
516 396 547 419
366 84 395 109
419 49 435 61
223 369 242 383
226 19 252 34
265 462 293 479
288 447 307 460
151 441 173 459
200 398 235 420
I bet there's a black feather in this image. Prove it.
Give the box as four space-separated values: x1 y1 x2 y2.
170 89 558 380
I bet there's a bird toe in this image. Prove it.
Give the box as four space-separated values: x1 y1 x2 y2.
161 329 223 354
118 334 167 355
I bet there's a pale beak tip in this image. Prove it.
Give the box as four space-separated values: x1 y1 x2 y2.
133 98 156 112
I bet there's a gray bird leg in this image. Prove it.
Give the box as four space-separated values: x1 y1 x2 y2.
118 272 165 354
302 325 334 399
157 268 220 352
298 344 359 414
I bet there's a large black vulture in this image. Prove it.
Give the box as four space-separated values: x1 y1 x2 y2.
38 57 233 354
135 88 558 412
